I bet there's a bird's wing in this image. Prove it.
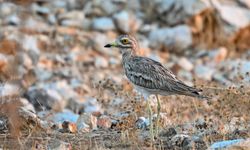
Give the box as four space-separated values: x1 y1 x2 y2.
124 56 202 97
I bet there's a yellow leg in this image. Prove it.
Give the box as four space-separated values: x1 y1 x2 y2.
147 100 154 142
156 94 161 135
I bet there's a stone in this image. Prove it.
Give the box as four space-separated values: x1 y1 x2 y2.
24 17 52 33
177 57 194 71
213 1 250 28
149 0 207 26
59 11 85 28
82 97 102 113
24 88 65 112
19 107 51 130
31 3 50 15
18 53 33 70
45 109 79 124
5 14 20 25
97 115 112 129
0 3 17 17
22 36 40 65
135 117 149 129
92 17 115 31
109 57 120 66
34 68 53 81
194 65 214 81
76 113 97 132
149 25 192 52
113 10 141 33
209 47 228 63
67 97 102 114
41 81 78 102
94 56 108 68
66 98 85 114
0 82 20 97
0 116 8 133
48 14 57 25
20 98 36 113
113 11 130 33
99 0 119 15
177 70 193 83
210 139 244 150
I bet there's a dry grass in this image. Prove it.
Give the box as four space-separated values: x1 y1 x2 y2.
1 79 249 149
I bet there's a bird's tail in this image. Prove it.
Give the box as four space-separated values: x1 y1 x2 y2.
188 89 211 100
175 81 210 100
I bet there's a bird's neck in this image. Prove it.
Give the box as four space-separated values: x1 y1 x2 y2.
121 48 135 61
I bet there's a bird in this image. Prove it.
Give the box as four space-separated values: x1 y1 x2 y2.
104 34 207 140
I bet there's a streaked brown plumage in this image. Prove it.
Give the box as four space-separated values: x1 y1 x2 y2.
104 34 205 99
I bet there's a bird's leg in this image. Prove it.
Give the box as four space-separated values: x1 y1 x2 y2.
146 100 154 142
156 94 161 135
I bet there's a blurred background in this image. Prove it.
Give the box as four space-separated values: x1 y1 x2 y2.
0 0 250 149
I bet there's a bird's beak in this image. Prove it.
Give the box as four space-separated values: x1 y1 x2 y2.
104 41 117 48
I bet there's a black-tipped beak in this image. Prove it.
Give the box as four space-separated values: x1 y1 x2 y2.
104 44 112 48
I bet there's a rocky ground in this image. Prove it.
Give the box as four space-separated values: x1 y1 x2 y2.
0 0 250 149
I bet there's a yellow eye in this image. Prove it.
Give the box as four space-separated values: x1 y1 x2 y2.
121 38 129 44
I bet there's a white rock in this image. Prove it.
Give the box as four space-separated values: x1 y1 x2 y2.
6 14 20 25
19 53 33 70
92 17 115 31
210 139 245 150
213 1 250 28
58 10 85 27
99 0 119 15
83 97 102 113
22 36 40 65
20 98 36 113
113 11 130 33
25 87 66 112
149 25 192 52
0 82 20 97
177 70 193 83
31 3 50 15
194 65 214 81
48 109 79 124
34 68 53 81
41 81 78 101
135 117 149 129
95 56 108 68
178 57 194 71
153 0 207 25
76 113 97 132
0 3 17 17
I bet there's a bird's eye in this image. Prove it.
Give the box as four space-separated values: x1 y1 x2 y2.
121 39 129 44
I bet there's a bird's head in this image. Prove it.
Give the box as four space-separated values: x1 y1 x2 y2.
104 35 139 55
